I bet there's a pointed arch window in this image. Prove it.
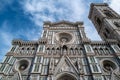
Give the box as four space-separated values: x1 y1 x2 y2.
74 48 78 55
46 48 50 55
79 48 83 55
39 45 43 52
103 32 108 38
95 16 102 26
11 46 16 52
99 48 104 55
105 48 112 54
31 48 35 54
43 57 49 65
4 56 10 63
105 28 110 34
0 64 6 72
112 45 120 53
70 48 73 55
56 48 60 54
9 56 16 64
89 56 96 63
47 48 52 55
94 48 99 54
86 46 91 52
21 47 25 53
41 66 48 75
36 56 41 63
33 64 40 72
96 18 101 26
43 58 46 65
32 48 35 50
85 45 92 53
4 64 10 74
22 47 24 50
43 31 47 37
103 10 115 18
27 47 30 53
52 48 55 55
17 48 21 53
62 45 67 54
91 64 99 72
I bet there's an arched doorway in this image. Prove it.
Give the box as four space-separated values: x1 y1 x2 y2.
56 72 77 80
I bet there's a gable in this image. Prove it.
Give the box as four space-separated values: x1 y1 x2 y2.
52 23 74 27
54 55 79 75
51 21 75 27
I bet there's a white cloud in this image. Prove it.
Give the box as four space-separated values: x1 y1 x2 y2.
104 0 120 14
0 21 13 46
0 21 13 60
0 21 40 60
110 0 120 14
21 0 86 26
20 0 103 40
0 31 12 58
0 32 13 46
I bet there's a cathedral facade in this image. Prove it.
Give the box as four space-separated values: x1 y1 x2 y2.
0 3 120 80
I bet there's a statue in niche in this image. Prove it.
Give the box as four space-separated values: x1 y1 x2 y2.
62 45 67 55
78 60 84 74
49 58 54 74
61 37 68 45
103 9 115 18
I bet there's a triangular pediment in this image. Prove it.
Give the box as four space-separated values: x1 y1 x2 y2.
44 20 83 27
52 21 74 27
53 23 73 27
53 20 74 24
51 20 81 27
54 55 79 75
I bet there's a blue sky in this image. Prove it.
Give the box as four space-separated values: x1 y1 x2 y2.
0 0 120 60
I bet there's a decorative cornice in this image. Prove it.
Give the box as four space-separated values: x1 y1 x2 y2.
91 39 118 45
105 39 118 44
88 3 108 19
12 39 38 46
91 41 106 45
38 38 47 44
12 38 48 46
44 20 83 27
81 38 91 44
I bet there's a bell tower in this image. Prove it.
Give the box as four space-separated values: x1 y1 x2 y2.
1 3 120 80
89 3 120 41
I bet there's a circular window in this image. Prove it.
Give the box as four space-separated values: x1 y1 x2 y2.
56 32 74 44
15 59 29 71
102 60 117 72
